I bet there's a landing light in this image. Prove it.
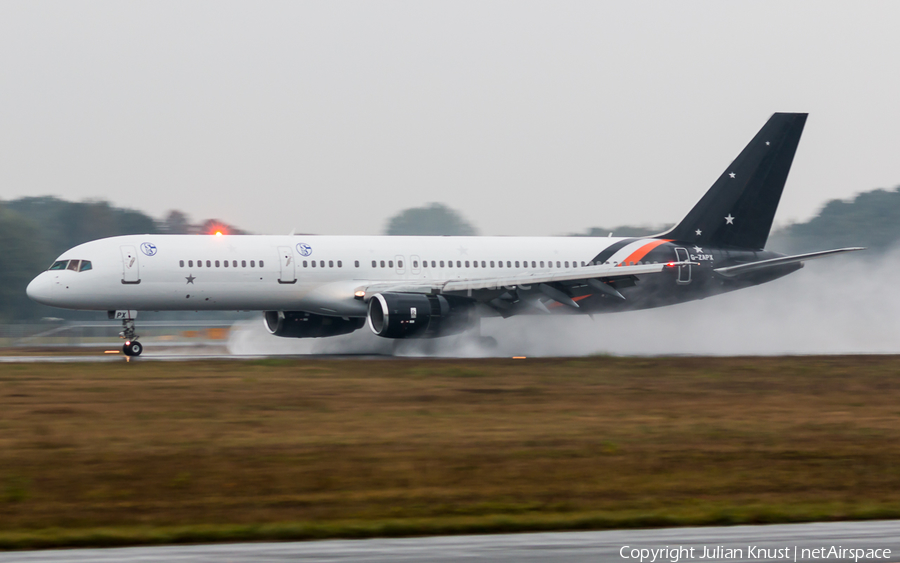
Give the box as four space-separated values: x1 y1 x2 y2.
215 231 223 236
354 290 366 298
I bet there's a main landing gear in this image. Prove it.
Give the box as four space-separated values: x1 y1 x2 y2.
117 315 143 357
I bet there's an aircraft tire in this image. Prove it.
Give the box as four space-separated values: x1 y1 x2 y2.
124 341 143 357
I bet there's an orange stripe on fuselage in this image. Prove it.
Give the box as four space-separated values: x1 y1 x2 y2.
617 239 671 266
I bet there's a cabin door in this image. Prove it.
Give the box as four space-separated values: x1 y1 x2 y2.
674 247 691 285
120 245 140 284
278 246 296 284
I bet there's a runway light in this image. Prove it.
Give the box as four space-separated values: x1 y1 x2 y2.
104 350 120 354
513 356 527 359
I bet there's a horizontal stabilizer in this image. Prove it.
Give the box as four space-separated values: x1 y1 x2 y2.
713 247 864 278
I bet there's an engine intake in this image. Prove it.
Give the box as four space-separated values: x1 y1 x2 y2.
367 293 474 338
264 311 365 338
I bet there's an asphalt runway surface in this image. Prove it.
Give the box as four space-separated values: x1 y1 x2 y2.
1 521 898 562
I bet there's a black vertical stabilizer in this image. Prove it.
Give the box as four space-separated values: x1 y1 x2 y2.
657 113 807 250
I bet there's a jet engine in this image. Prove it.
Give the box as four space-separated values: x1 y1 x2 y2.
264 311 365 338
367 293 475 338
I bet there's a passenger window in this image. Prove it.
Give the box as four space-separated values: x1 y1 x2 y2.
556 261 561 268
233 261 237 267
79 260 92 272
224 261 229 268
431 261 436 267
250 260 255 267
337 260 342 268
179 260 184 267
564 261 569 268
496 261 501 268
216 260 221 267
312 261 317 268
380 260 385 268
49 260 68 270
189 260 194 267
456 261 461 267
515 261 520 268
67 260 80 271
329 260 334 268
242 260 247 267
506 261 511 268
440 260 445 267
488 261 493 268
447 261 452 268
413 261 418 268
206 260 211 267
355 261 360 268
372 260 377 267
259 260 264 267
389 260 394 268
319 260 324 268
530 261 535 268
302 260 307 267
471 261 476 268
398 260 403 268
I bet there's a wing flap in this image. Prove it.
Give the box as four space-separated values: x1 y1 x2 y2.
713 247 864 278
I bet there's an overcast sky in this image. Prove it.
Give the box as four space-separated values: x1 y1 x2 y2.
2 1 899 236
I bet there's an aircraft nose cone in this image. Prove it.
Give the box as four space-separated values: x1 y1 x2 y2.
26 273 53 305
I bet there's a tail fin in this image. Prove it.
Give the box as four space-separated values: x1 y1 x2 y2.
657 113 807 250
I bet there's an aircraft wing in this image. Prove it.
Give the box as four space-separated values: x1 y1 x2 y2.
713 247 864 278
359 261 691 299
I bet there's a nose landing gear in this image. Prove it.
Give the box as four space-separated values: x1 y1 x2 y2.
110 311 143 357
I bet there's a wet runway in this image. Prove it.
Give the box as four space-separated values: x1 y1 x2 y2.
0 354 391 363
1 520 898 562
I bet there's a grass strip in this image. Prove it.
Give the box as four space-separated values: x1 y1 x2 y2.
4 503 900 550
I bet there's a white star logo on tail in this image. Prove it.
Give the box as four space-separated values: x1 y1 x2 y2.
695 229 702 236
729 172 736 179
724 214 735 225
693 246 703 253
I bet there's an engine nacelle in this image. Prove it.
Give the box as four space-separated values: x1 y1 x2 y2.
367 293 475 339
264 311 365 338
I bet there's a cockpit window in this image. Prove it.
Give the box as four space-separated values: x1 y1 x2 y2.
48 259 93 272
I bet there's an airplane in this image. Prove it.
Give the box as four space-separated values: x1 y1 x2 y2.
26 113 862 356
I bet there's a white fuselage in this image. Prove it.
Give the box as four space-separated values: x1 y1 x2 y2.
26 234 657 315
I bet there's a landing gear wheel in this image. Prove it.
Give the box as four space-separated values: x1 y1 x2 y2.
123 341 143 357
